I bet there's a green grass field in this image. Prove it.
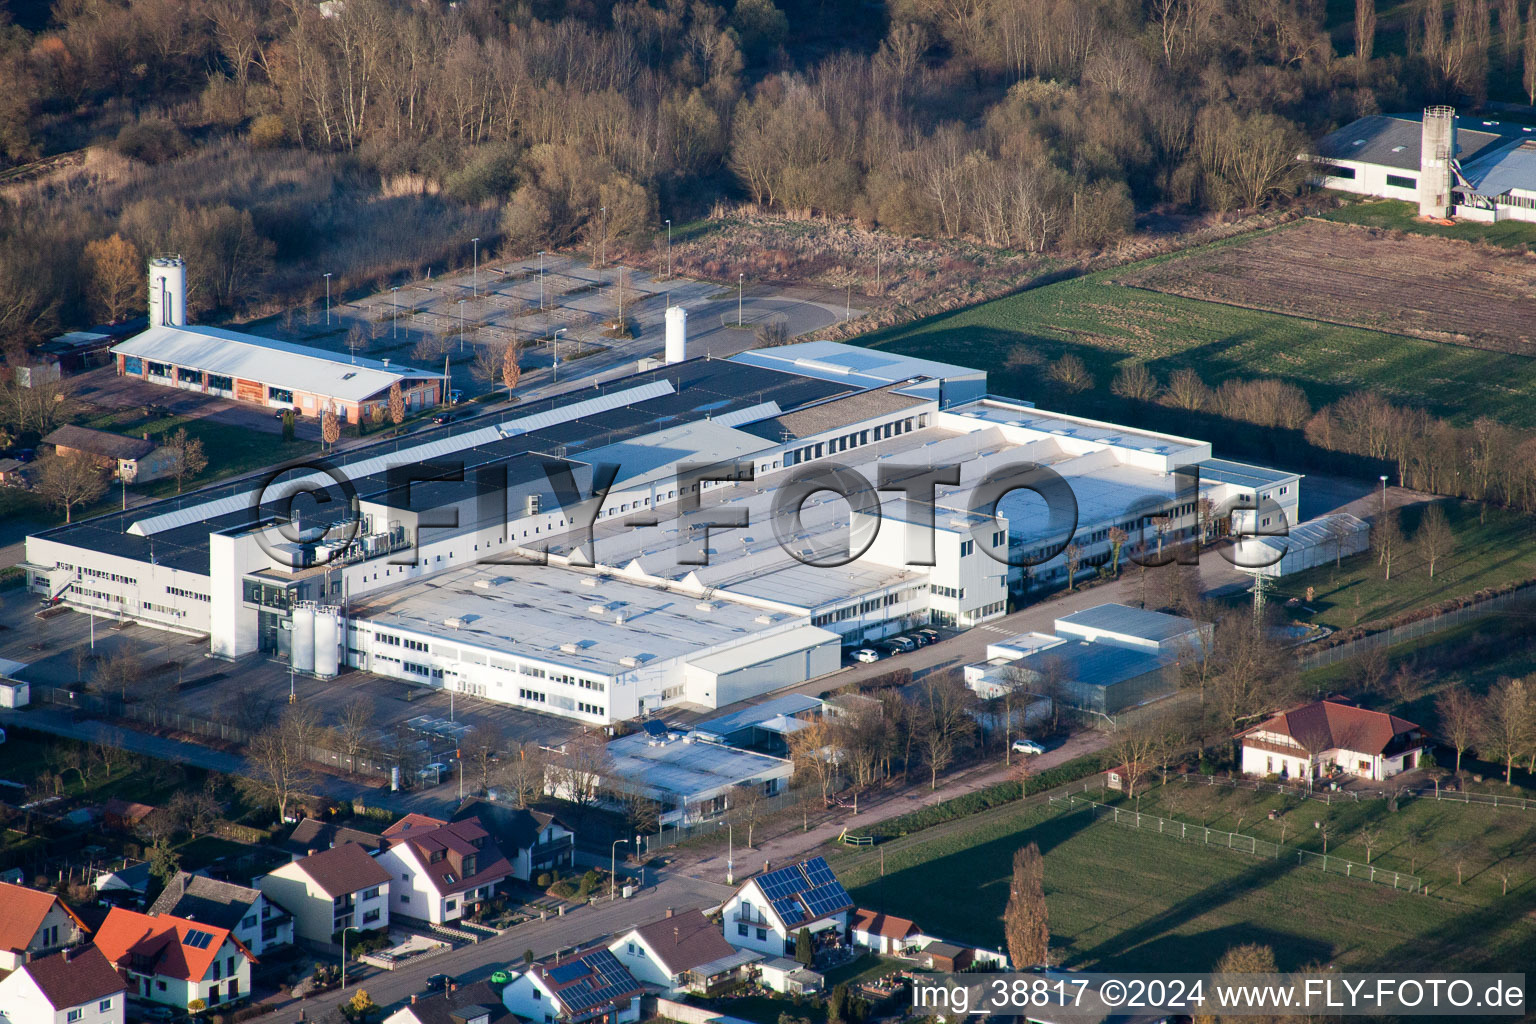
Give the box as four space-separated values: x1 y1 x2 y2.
858 261 1536 428
1269 500 1536 631
1320 198 1536 249
825 792 1536 973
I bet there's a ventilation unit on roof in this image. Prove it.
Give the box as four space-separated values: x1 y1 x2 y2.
473 579 492 589
560 642 579 654
444 617 465 629
579 577 598 587
696 601 716 612
620 656 638 668
525 494 541 516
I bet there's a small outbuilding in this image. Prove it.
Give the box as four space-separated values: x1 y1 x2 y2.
756 957 823 995
850 908 921 954
43 425 174 484
920 941 973 972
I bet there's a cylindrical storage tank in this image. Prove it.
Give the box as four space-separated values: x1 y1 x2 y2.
664 305 687 364
290 601 316 674
148 255 187 327
314 605 341 678
1419 106 1456 218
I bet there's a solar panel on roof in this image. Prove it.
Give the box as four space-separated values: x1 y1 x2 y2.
770 896 805 925
642 720 669 737
183 929 215 949
548 962 587 984
801 858 836 886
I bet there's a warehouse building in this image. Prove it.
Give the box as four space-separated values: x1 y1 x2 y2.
24 336 1298 724
1304 106 1536 222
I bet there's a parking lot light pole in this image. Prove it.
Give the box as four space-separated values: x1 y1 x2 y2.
665 219 672 279
324 273 332 326
539 251 546 310
340 925 362 991
392 286 400 339
738 273 744 326
552 328 567 383
472 236 480 298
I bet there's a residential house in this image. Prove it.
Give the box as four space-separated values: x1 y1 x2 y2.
1238 700 1431 783
0 946 124 1024
0 881 90 970
92 863 150 906
41 426 174 485
254 843 390 944
450 799 575 882
849 909 920 955
278 819 385 861
382 981 519 1024
91 908 255 1011
101 800 156 832
720 857 853 960
608 908 756 995
378 814 511 925
148 872 292 957
500 947 644 1024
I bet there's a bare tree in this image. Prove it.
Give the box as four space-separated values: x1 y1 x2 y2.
1164 367 1210 410
1417 503 1454 579
1109 726 1159 802
1481 677 1532 785
471 346 504 386
462 722 504 795
1373 508 1402 582
502 339 523 395
35 452 107 523
162 427 208 494
330 697 376 772
503 742 547 808
1063 544 1082 591
1355 0 1377 59
729 783 766 847
1110 363 1158 401
1357 824 1384 864
243 727 313 823
914 675 975 790
321 403 341 450
787 716 841 803
553 731 609 806
1046 354 1093 393
388 382 405 429
83 233 142 323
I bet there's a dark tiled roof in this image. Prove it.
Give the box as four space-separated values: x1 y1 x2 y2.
630 908 737 975
451 798 564 854
535 946 644 1018
292 843 391 898
148 872 263 930
19 946 125 1008
398 981 516 1024
385 816 512 897
741 387 929 442
43 425 156 461
282 819 385 858
1308 113 1518 171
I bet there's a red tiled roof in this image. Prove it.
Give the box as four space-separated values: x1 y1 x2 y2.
92 908 254 984
851 908 918 940
1239 700 1425 755
18 947 124 1008
0 881 87 955
386 817 511 897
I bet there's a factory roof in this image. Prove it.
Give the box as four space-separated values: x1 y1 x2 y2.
34 357 855 576
1198 458 1301 490
1011 639 1173 688
1461 138 1536 197
604 729 792 802
943 399 1208 459
692 693 824 743
112 324 443 403
1054 603 1203 644
1308 113 1523 171
730 341 982 391
686 625 839 676
1238 511 1368 554
740 386 932 441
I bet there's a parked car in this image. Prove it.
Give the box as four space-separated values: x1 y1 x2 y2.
916 627 941 643
853 648 881 664
11 448 34 463
130 1005 177 1022
432 410 458 425
1011 739 1046 756
424 974 453 993
272 408 300 420
418 762 450 784
902 632 929 647
448 389 464 404
884 637 915 654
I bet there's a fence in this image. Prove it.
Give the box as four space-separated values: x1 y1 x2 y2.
1298 585 1536 669
1175 769 1534 812
643 781 831 852
1048 794 1421 893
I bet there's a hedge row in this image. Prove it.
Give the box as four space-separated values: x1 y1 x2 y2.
862 752 1107 840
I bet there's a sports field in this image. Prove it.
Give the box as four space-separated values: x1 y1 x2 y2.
858 249 1536 428
825 794 1536 973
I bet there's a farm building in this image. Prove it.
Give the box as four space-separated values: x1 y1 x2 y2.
1232 512 1369 578
1304 106 1536 222
43 425 175 484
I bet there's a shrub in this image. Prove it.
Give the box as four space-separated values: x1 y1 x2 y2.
535 872 552 888
115 120 189 165
248 114 289 149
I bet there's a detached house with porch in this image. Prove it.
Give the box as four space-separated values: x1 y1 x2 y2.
91 908 255 1011
377 814 512 925
500 947 645 1024
255 843 390 944
1238 700 1430 783
721 857 853 960
608 908 756 995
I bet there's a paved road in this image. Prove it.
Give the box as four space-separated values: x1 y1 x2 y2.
270 875 732 1021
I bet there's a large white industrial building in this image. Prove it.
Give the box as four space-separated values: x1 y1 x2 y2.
1304 106 1536 222
24 328 1300 724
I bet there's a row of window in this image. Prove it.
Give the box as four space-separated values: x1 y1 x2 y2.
519 688 547 703
577 702 604 715
167 585 210 602
65 1000 114 1022
929 584 966 600
783 416 922 468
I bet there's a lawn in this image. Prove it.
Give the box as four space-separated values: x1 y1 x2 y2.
1267 499 1536 631
1320 198 1536 249
823 793 1536 973
857 257 1536 428
81 407 316 486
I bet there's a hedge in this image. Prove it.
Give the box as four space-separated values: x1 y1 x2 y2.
861 752 1107 840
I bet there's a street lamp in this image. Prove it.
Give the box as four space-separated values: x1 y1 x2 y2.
340 925 363 990
737 273 744 326
391 286 400 339
552 328 567 383
600 206 607 266
665 219 672 280
539 251 546 310
458 299 466 352
323 272 332 327
726 821 734 885
611 838 630 899
1379 474 1389 514
471 236 480 298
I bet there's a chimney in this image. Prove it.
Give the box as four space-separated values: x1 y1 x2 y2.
308 849 319 857
673 926 679 945
449 982 457 993
411 995 418 1005
665 907 674 918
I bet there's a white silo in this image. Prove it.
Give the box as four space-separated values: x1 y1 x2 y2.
290 601 316 674
148 255 187 327
314 605 341 678
1419 106 1456 218
664 305 688 364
